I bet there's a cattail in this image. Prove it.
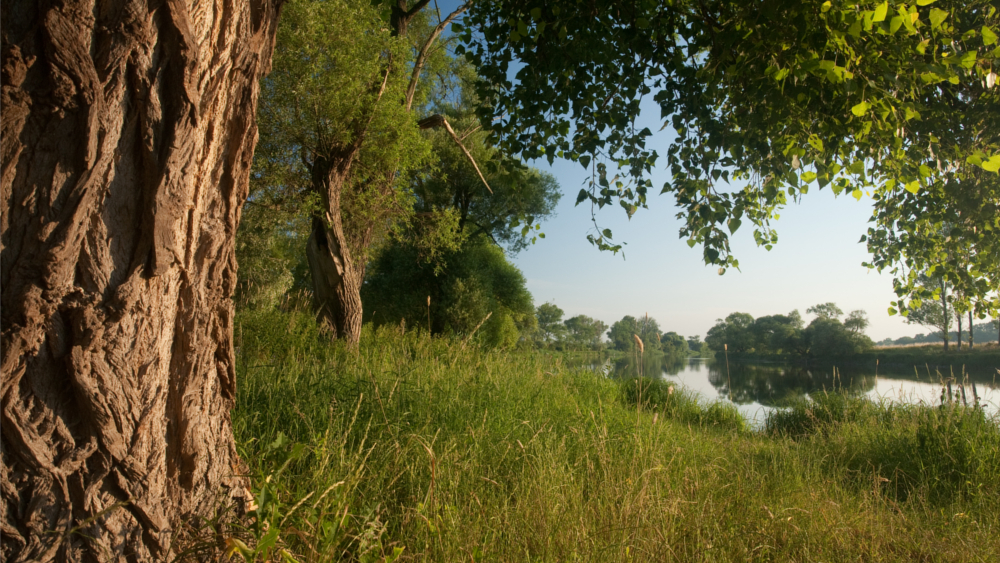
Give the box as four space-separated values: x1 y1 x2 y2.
632 334 644 354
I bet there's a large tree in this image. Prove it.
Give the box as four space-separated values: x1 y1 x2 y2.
253 0 475 344
2 0 281 561
462 0 1000 315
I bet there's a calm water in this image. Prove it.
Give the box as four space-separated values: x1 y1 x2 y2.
573 355 1000 426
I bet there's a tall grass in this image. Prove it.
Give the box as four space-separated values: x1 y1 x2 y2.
197 307 1000 562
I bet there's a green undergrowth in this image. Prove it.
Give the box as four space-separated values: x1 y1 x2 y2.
208 307 1000 562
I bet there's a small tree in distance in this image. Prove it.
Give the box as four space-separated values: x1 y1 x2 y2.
905 273 955 351
806 303 844 321
535 302 567 343
564 315 608 350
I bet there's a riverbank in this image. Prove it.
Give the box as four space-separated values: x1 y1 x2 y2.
719 342 1000 370
201 308 1000 562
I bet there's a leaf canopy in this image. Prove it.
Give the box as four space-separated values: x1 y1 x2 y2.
461 0 1000 314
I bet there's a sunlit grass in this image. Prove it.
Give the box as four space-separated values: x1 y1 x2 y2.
214 307 1000 562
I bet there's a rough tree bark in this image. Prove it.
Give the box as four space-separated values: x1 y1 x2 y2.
306 154 365 344
1 0 280 561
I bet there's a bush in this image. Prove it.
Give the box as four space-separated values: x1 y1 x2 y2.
363 236 535 346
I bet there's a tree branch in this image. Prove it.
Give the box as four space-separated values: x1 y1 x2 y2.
407 0 433 17
419 114 492 194
345 66 393 170
405 3 470 111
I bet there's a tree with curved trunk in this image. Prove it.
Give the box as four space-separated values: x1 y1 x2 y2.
256 0 472 344
1 0 281 560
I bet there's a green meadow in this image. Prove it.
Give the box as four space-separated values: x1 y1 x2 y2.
179 307 1000 562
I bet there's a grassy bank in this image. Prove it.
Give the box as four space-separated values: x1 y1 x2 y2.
196 308 1000 562
721 342 1000 371
865 342 1000 369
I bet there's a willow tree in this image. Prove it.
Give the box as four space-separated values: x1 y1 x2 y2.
2 0 281 561
255 0 474 343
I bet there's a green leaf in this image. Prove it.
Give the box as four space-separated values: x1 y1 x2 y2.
916 0 936 5
904 180 921 194
530 8 542 20
728 218 742 234
576 189 589 205
257 525 280 553
800 171 818 183
821 1 832 13
889 16 903 35
959 51 977 69
851 101 871 116
687 239 697 248
929 8 948 29
982 155 1000 173
873 1 889 23
888 307 898 316
852 189 863 201
579 155 591 169
984 26 999 46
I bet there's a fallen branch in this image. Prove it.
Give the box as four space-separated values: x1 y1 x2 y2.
419 114 493 194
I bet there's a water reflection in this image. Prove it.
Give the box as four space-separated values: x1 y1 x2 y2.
567 354 1000 425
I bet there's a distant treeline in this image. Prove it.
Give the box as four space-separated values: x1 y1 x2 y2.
534 303 695 360
705 303 873 360
877 321 999 347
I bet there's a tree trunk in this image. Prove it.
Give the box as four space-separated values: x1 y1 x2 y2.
1 1 280 561
306 160 364 344
940 279 949 352
956 312 963 351
968 310 973 349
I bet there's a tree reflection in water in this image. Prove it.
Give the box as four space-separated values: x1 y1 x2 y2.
570 354 1000 413
706 363 872 408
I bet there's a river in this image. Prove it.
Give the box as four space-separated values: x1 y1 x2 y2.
572 354 1000 426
